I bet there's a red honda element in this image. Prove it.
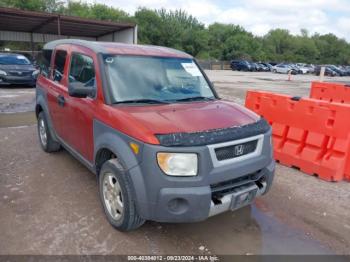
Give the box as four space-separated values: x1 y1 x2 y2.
36 39 275 231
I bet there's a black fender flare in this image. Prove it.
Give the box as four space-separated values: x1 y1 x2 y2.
36 87 59 142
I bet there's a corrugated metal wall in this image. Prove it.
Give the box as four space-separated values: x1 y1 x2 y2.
0 29 136 44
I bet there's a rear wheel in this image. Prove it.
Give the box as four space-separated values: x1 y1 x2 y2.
37 111 60 152
99 159 145 231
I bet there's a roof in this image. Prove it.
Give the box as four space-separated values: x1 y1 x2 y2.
43 39 192 58
0 7 135 38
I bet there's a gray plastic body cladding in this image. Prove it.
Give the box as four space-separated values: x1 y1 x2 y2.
36 84 59 142
129 130 274 222
93 119 144 171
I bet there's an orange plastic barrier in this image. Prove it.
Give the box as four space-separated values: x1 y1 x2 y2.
245 91 350 182
310 82 350 104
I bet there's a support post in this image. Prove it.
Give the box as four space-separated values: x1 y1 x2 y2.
133 25 138 44
320 66 325 82
57 15 61 36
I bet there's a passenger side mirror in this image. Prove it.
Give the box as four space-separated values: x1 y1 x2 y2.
68 81 95 98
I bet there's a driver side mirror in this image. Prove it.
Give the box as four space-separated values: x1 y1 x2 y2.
68 81 95 98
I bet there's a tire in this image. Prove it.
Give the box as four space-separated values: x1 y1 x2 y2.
37 111 61 153
273 69 277 73
99 159 145 231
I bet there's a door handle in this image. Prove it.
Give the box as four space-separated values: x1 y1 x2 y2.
57 95 65 107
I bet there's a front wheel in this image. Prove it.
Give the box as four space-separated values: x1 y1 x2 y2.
99 159 145 231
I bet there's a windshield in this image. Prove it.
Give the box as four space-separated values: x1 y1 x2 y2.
0 54 31 65
103 55 215 103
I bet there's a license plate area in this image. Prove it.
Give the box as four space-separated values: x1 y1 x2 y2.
230 184 258 211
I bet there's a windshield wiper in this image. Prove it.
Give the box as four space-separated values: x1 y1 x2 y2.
114 99 169 104
171 96 216 102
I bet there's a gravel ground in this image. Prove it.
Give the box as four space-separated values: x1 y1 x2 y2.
0 86 35 113
0 71 349 255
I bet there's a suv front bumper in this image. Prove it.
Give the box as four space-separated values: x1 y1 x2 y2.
127 130 275 223
0 75 36 86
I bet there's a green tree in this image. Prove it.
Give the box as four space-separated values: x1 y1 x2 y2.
135 8 208 57
262 29 295 61
62 1 131 22
1 0 350 63
207 23 264 61
313 33 350 64
292 30 319 63
134 8 162 44
0 0 64 12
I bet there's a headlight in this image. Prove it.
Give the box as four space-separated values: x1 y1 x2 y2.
32 69 40 77
157 153 198 176
0 70 7 76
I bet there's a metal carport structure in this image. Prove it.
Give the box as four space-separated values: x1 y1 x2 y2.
0 7 137 51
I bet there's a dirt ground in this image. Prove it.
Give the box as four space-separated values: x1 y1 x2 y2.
0 71 350 255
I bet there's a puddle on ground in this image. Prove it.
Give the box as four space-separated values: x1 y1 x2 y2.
155 203 332 255
0 111 36 128
251 204 331 254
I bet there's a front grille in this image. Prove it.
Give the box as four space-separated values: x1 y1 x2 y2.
215 140 258 161
8 71 32 76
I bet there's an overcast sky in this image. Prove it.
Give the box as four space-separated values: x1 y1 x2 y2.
86 0 350 41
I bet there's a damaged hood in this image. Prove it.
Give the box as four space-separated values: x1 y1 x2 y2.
114 100 259 135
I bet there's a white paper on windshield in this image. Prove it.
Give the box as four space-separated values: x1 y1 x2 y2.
17 55 26 59
181 63 202 76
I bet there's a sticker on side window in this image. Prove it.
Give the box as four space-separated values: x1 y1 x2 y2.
181 63 202 76
105 57 114 63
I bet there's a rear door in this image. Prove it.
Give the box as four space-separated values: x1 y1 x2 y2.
46 47 70 142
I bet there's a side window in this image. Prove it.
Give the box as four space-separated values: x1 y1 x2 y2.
52 50 67 83
69 53 95 89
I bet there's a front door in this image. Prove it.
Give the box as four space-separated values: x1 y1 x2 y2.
64 49 98 162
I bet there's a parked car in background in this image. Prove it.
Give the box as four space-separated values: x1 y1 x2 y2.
341 66 350 76
272 64 297 74
254 63 269 72
0 53 39 87
305 64 315 74
249 62 259 71
288 64 302 74
228 60 350 77
260 63 273 71
328 65 347 76
314 66 338 77
230 60 252 71
295 64 309 74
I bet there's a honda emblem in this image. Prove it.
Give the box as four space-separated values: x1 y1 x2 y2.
235 144 244 156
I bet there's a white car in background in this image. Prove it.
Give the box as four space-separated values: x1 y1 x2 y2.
296 63 310 74
272 64 295 74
